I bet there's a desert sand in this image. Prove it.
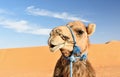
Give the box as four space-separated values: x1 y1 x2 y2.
0 41 120 77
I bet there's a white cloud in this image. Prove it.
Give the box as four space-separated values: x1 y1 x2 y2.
0 9 6 14
0 17 51 35
0 9 10 14
0 8 14 15
26 6 90 22
0 6 90 36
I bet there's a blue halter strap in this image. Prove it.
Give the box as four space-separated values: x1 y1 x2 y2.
66 25 87 77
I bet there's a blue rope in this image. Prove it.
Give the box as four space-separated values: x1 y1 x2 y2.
68 54 87 77
70 58 73 77
66 25 87 77
66 25 76 45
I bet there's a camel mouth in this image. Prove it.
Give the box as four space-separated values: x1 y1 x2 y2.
50 44 57 48
49 43 65 52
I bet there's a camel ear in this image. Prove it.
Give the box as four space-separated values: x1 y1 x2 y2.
86 24 96 36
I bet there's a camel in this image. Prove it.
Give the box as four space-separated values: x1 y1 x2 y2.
48 21 96 77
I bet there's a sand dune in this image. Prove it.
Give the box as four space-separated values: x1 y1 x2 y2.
0 41 120 77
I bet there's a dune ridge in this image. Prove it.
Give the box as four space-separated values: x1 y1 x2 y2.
0 41 120 77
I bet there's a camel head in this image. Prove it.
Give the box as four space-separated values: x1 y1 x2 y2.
48 21 96 57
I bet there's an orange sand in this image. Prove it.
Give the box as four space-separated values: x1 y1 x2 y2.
0 41 120 77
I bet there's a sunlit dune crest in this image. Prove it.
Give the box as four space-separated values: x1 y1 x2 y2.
0 41 120 77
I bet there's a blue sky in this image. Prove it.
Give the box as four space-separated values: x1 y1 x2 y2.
0 0 120 48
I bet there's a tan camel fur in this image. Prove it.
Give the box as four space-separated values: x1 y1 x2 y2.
48 21 96 77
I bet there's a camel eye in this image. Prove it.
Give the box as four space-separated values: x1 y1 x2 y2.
76 30 84 35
